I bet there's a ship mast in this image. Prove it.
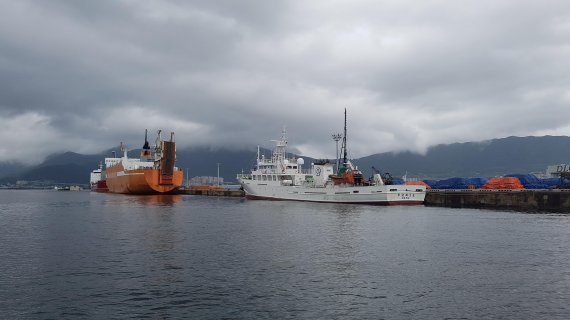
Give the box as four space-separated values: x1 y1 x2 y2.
271 126 287 164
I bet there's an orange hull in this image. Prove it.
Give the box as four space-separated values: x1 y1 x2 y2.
106 163 183 194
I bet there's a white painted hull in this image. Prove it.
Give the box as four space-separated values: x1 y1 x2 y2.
239 181 426 205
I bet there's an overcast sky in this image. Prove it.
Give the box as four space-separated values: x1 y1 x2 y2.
1 0 569 164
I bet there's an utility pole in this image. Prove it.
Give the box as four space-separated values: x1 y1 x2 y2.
332 133 342 173
217 163 221 186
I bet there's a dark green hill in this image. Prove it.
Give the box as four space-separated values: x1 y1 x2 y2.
0 162 27 179
356 136 570 179
0 151 111 184
17 163 91 184
2 135 569 184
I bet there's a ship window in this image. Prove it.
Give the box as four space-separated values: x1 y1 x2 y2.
353 190 359 193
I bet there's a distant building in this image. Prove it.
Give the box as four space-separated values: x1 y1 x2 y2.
189 176 224 186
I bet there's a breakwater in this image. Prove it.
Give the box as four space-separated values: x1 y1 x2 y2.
425 189 570 212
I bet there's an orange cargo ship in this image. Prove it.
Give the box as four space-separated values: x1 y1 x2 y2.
105 130 184 194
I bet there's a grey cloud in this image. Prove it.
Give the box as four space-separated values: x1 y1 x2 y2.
0 0 569 163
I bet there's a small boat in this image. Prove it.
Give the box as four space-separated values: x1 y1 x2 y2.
237 110 426 205
105 130 184 194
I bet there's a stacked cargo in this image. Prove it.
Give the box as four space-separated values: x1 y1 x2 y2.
465 177 489 189
405 180 431 189
429 177 470 189
541 177 565 188
426 177 489 189
481 177 524 190
421 174 570 190
505 174 547 189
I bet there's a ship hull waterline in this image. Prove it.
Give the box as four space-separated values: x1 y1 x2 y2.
240 183 425 205
91 180 109 193
244 194 424 205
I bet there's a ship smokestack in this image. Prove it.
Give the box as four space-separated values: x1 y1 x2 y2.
141 129 152 160
142 129 150 150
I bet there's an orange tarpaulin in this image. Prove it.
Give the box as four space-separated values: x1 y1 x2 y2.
405 180 432 189
481 177 524 190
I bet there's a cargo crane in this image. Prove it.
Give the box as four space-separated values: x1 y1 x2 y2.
372 166 393 185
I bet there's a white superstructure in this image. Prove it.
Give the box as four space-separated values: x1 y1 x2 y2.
237 112 426 205
89 164 103 186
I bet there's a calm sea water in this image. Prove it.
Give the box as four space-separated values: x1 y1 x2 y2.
1 190 569 319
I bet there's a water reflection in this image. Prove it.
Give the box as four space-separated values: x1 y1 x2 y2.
138 194 182 205
321 204 364 277
102 194 182 207
4 191 570 319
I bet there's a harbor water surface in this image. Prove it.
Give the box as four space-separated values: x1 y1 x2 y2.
1 190 569 319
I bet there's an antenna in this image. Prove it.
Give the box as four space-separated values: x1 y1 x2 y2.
256 145 260 170
342 108 348 165
332 133 342 173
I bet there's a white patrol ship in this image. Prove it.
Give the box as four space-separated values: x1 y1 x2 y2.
237 110 426 205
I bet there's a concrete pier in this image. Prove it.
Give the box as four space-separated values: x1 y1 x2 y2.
425 189 570 212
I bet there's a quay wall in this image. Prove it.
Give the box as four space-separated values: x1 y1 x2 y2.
178 189 245 197
425 189 570 212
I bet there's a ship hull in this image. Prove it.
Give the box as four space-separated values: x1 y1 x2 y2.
239 182 425 205
90 180 108 192
106 164 183 194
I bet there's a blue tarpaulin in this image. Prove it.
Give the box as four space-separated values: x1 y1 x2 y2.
506 174 547 189
427 177 488 189
541 178 563 188
423 180 437 188
430 177 469 189
423 175 569 189
392 178 405 185
465 177 488 188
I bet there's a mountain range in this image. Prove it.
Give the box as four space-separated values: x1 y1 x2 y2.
1 135 569 185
